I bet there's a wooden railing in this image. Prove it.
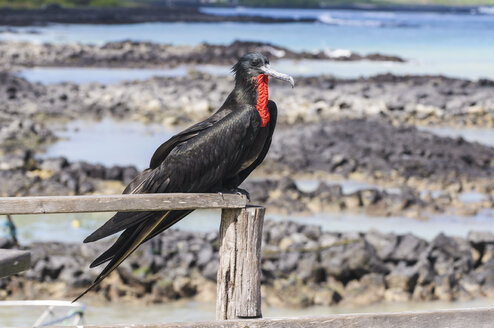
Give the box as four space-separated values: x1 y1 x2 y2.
2 194 494 327
0 193 262 320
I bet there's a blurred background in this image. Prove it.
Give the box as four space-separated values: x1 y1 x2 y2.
1 0 494 326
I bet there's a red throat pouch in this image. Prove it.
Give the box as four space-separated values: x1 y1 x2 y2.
255 74 269 127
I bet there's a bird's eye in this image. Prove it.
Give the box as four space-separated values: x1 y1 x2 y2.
251 59 261 66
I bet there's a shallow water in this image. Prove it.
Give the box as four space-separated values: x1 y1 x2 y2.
269 209 494 241
2 297 494 327
42 118 179 170
2 8 494 80
18 66 190 84
294 178 401 194
418 126 494 148
458 191 489 203
18 54 493 84
6 210 222 245
5 207 494 245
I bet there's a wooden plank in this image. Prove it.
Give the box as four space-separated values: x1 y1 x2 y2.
0 249 30 278
0 193 247 215
216 206 264 320
61 307 494 328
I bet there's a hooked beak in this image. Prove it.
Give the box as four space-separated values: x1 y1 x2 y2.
259 64 295 88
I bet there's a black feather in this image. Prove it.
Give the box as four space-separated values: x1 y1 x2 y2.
84 210 164 243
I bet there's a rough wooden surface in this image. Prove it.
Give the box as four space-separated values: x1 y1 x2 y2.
0 193 247 215
216 208 240 320
216 207 264 320
234 206 264 318
0 249 30 278
57 307 494 328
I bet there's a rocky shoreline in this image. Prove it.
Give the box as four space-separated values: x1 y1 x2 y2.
1 71 492 217
2 149 491 219
1 60 494 308
0 152 137 197
0 6 314 26
3 220 494 308
265 119 494 197
0 40 405 70
244 176 493 219
1 72 492 132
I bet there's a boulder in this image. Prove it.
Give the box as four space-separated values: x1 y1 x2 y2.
320 238 388 282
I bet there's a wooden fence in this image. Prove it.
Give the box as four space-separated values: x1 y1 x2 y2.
1 193 494 327
0 193 261 320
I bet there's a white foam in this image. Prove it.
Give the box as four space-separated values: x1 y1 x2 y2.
317 13 383 27
324 48 352 58
478 6 494 15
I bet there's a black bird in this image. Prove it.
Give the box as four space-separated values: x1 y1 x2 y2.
74 52 294 301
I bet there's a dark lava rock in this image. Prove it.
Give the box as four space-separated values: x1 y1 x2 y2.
268 119 494 185
0 39 404 69
385 261 419 292
320 238 389 283
468 231 494 245
2 220 493 307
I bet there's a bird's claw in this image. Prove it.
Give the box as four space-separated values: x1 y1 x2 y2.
232 188 251 201
216 188 250 201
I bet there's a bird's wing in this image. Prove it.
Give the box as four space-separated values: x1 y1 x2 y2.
149 109 232 170
141 105 260 194
83 109 236 244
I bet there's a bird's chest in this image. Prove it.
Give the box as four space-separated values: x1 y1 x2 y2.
236 125 270 173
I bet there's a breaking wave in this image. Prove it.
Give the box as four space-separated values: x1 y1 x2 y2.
317 13 415 28
477 6 494 15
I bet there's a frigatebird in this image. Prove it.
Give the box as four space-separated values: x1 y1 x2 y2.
74 52 294 301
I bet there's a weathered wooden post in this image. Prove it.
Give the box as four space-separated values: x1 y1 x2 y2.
216 205 265 320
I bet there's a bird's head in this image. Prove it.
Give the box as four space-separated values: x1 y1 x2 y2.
233 52 295 88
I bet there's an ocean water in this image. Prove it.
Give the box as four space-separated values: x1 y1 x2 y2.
2 8 494 79
17 66 190 84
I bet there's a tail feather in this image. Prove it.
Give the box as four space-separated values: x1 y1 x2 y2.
89 210 192 268
84 210 164 243
141 210 193 243
89 227 139 268
73 211 171 303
